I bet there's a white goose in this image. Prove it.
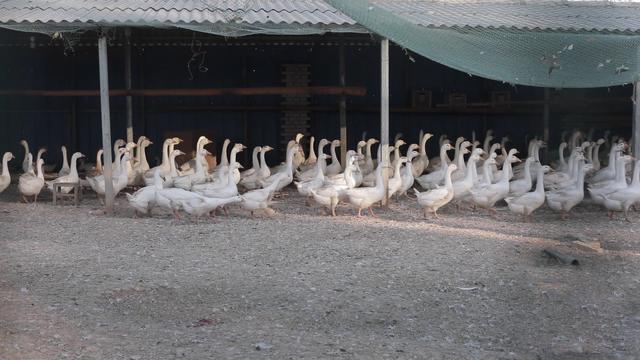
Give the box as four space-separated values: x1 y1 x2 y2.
588 154 632 205
173 149 210 190
87 153 131 200
388 156 408 199
240 173 284 217
194 163 242 199
601 159 640 221
589 142 625 184
360 138 379 176
546 153 587 219
412 132 433 177
58 145 70 176
162 149 185 188
133 137 152 185
240 146 273 190
180 136 212 174
19 139 32 174
46 152 85 193
414 164 457 219
415 143 454 189
296 139 328 181
323 150 362 188
294 153 330 198
325 139 343 177
0 152 14 193
452 148 483 203
260 144 299 192
508 157 535 197
126 169 163 217
241 146 262 179
175 195 242 222
18 156 45 202
399 145 420 197
450 141 471 182
211 143 245 185
144 138 179 185
344 162 386 217
299 136 317 172
505 165 550 221
469 149 520 214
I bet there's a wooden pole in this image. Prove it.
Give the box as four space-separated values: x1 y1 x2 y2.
98 34 115 215
124 28 133 143
633 81 640 157
339 42 347 166
543 88 550 162
381 38 390 206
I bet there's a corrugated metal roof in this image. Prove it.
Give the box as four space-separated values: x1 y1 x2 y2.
0 0 358 25
1 0 640 34
373 0 640 33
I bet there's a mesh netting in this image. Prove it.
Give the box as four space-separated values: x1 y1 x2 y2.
325 0 640 88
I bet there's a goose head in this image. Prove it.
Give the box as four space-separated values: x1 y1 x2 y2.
3 152 14 162
262 146 274 153
367 138 379 146
142 139 153 147
454 137 465 147
20 139 28 146
232 143 246 153
460 140 472 150
596 138 605 145
460 147 471 156
295 133 304 144
423 133 434 141
171 137 183 145
201 136 213 145
407 144 419 152
37 148 47 156
114 139 126 148
357 140 367 151
447 164 458 173
331 139 341 147
442 143 454 152
318 139 329 149
541 165 552 173
394 139 406 148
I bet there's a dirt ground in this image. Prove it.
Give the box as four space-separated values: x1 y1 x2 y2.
1 185 639 359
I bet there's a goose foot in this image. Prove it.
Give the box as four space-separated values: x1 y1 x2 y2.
433 211 441 220
22 195 28 203
223 207 229 216
331 206 337 217
356 208 363 217
368 207 376 217
423 208 429 220
133 211 139 219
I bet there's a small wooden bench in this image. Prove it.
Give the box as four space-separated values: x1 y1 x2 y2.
52 182 82 206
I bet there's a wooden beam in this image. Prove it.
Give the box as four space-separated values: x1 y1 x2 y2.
124 27 134 143
0 86 367 97
339 42 347 166
98 34 115 215
381 38 390 206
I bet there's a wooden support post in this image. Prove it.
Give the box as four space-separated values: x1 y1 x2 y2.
381 38 390 206
124 28 133 143
339 43 347 166
634 81 640 157
98 34 115 215
543 88 550 162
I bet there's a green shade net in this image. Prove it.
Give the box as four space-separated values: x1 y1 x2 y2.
325 0 640 88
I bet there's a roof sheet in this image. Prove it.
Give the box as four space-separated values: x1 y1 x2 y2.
373 0 640 33
1 0 640 34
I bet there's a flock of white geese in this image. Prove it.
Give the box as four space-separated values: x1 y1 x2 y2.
0 129 638 222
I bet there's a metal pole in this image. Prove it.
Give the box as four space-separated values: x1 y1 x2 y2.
634 81 640 157
339 42 347 166
98 34 115 214
543 88 550 162
124 28 133 143
381 38 390 206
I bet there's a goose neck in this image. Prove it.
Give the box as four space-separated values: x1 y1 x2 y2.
36 160 44 179
61 146 69 169
2 155 9 176
535 168 545 193
70 154 80 177
259 149 268 170
161 140 171 167
251 147 260 170
309 138 316 158
221 141 230 166
632 160 640 187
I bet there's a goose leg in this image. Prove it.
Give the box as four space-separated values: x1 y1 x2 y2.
22 195 28 203
369 207 376 217
331 206 337 217
34 194 38 203
433 210 441 220
423 208 428 219
625 209 631 222
608 211 614 219
357 208 363 217
223 206 229 216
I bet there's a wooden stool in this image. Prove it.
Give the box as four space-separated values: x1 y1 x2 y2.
52 182 82 206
